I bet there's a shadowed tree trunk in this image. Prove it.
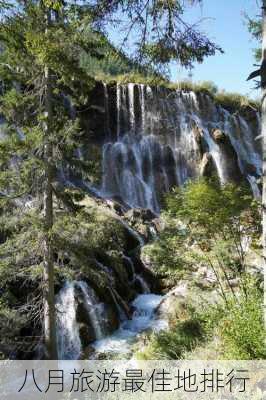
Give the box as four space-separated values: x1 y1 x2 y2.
262 0 266 330
43 7 58 360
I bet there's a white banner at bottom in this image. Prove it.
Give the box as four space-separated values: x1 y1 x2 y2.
0 360 265 400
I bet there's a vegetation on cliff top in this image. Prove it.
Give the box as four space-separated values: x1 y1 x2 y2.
80 31 258 113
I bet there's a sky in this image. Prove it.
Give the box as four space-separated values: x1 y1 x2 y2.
170 0 261 98
108 0 261 98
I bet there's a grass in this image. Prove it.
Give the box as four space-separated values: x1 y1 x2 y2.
136 277 265 360
94 70 260 113
136 317 204 360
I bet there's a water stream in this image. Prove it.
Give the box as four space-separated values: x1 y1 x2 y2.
92 294 167 356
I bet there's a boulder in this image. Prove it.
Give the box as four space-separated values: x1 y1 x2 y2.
156 282 189 324
192 123 207 157
200 152 217 178
228 278 240 288
152 217 165 234
210 128 243 184
212 128 226 142
79 323 96 346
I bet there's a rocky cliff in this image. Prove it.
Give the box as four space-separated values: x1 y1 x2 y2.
71 82 261 213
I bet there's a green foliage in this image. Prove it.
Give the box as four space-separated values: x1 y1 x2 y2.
139 181 262 361
170 178 258 236
137 317 203 360
219 279 265 359
166 178 252 231
193 277 265 360
142 179 261 291
141 218 191 285
214 91 258 112
245 14 261 62
138 278 264 360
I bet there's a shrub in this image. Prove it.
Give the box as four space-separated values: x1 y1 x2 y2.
219 279 265 359
164 178 260 279
215 90 259 112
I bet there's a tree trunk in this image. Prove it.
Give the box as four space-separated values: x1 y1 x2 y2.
262 0 266 331
43 8 58 360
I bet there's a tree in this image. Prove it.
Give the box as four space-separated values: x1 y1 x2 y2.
261 0 266 333
0 1 101 359
247 1 266 332
42 5 57 360
0 0 221 359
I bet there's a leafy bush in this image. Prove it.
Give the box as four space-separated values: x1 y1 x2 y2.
141 218 190 283
219 279 265 359
165 178 260 278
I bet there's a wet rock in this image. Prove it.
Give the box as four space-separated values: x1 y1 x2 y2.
211 129 243 183
79 323 96 346
200 152 217 178
105 199 126 215
192 123 207 157
152 217 165 234
156 282 188 323
105 304 120 332
228 278 240 288
242 162 259 176
163 145 179 187
82 345 96 359
107 286 132 320
125 208 157 223
212 129 226 142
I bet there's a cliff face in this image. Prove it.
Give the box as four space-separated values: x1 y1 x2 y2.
75 82 261 212
3 81 261 360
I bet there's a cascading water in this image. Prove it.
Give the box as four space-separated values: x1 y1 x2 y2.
57 82 261 360
103 83 111 137
92 293 166 356
135 275 150 294
123 255 150 293
56 282 81 360
56 281 107 359
100 84 261 211
76 281 106 340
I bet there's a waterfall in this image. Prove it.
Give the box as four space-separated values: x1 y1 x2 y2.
128 83 135 132
123 255 135 283
139 84 145 132
116 83 121 138
135 275 150 294
123 255 150 293
99 84 261 210
103 83 110 136
56 282 81 360
56 281 107 359
247 175 261 199
92 293 165 355
76 281 105 340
